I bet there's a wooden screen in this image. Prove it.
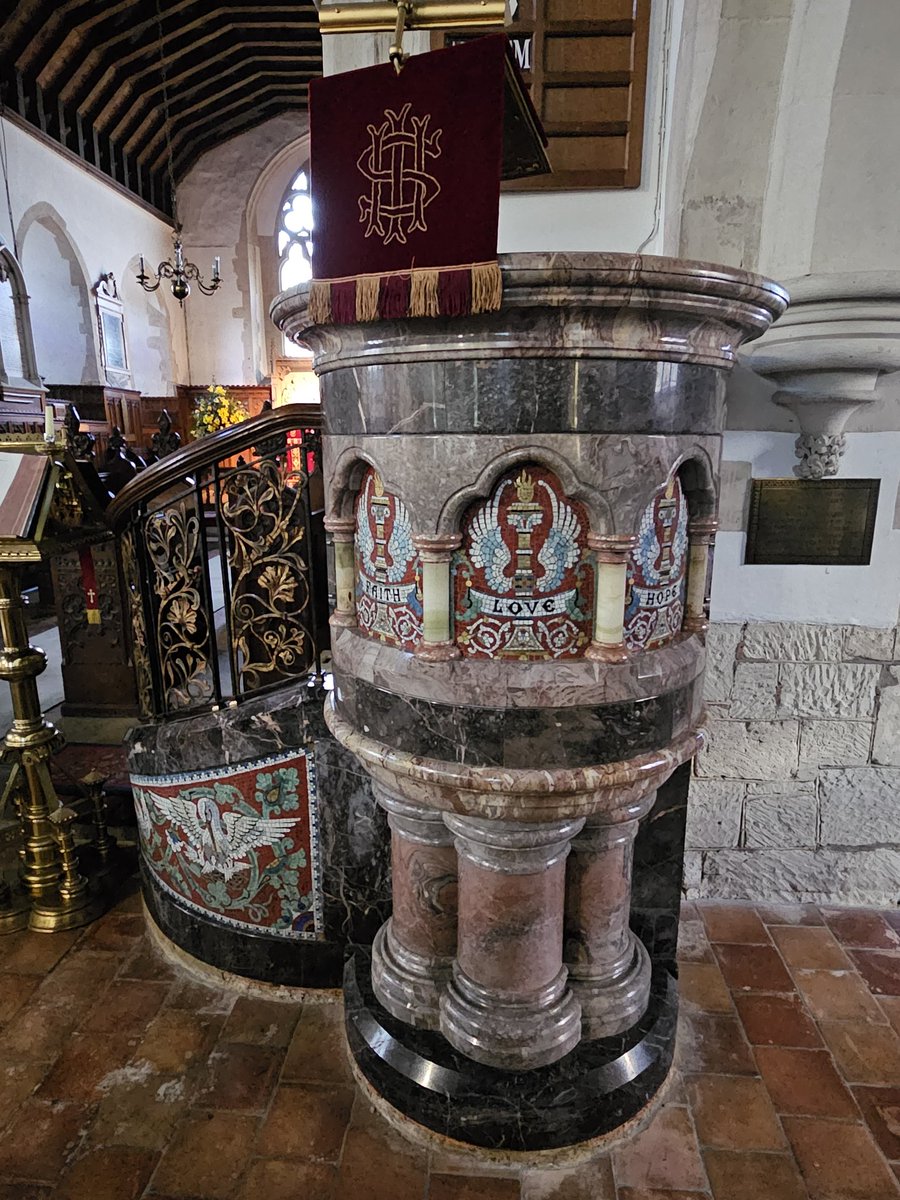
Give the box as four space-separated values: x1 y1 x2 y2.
439 0 651 191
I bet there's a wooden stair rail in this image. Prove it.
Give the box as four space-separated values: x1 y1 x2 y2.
108 403 322 530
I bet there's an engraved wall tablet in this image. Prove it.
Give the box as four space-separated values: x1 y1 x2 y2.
624 473 689 652
354 468 422 650
745 478 880 566
453 465 593 659
93 273 131 388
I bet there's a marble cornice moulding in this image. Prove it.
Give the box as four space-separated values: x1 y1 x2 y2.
330 624 706 709
745 271 900 479
324 693 705 823
271 252 788 374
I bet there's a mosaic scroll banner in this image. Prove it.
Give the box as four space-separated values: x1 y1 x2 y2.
453 466 594 659
624 475 689 652
132 750 322 940
354 468 422 651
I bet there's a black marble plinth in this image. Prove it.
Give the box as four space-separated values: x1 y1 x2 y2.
143 864 345 988
334 674 700 769
344 946 677 1151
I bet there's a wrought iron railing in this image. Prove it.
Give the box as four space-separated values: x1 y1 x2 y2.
108 404 326 721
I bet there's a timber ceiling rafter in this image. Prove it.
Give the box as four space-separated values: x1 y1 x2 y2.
0 0 321 217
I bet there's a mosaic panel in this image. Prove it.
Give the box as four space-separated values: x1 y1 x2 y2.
355 468 422 650
132 750 322 940
453 466 593 659
624 473 689 652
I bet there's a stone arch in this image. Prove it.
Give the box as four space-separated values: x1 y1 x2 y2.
245 129 312 370
327 445 416 525
0 237 40 386
620 443 717 538
673 446 718 522
620 449 714 654
437 445 614 537
17 203 100 385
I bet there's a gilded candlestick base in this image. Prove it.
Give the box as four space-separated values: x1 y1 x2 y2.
29 806 99 933
30 893 102 933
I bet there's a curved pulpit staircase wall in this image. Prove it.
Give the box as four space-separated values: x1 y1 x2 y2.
112 404 390 988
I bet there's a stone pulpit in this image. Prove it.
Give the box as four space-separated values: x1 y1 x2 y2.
272 253 787 1149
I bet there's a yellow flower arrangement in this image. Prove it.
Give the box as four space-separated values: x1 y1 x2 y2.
191 383 248 439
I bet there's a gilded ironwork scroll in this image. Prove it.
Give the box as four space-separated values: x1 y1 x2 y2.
220 452 315 693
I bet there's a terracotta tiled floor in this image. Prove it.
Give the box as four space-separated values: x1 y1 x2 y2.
1 888 900 1199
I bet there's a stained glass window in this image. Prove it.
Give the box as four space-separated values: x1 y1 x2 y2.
278 169 314 358
279 169 313 292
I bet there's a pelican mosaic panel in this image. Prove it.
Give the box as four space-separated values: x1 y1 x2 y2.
624 474 689 652
453 466 593 659
131 750 322 940
355 467 422 650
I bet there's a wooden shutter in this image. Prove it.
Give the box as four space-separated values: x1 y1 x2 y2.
439 0 651 191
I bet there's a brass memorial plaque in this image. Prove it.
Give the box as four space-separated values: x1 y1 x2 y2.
745 479 880 566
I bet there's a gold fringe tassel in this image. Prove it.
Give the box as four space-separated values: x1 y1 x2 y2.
308 280 332 325
355 274 381 323
470 260 502 315
309 260 502 324
410 268 440 317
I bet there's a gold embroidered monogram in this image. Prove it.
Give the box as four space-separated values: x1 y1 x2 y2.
357 103 442 246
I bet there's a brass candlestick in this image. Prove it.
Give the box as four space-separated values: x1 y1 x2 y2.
83 768 117 875
0 565 97 933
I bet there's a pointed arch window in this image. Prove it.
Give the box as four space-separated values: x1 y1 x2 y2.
278 169 314 293
277 168 314 359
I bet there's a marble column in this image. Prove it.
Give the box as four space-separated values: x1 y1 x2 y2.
324 516 357 628
371 783 458 1029
586 534 637 662
564 788 659 1040
413 534 461 661
683 518 718 634
440 813 584 1070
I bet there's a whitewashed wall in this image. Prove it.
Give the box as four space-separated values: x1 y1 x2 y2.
0 117 188 395
176 112 309 386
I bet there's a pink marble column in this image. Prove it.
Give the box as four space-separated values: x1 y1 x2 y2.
440 814 585 1070
371 784 458 1029
564 788 658 1039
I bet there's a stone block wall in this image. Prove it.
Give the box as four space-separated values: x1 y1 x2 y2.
687 621 900 904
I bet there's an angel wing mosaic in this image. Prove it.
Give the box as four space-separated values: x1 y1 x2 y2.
624 473 689 651
354 468 423 649
453 466 593 659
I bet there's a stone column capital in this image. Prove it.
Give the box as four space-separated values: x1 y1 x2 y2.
324 516 357 540
444 814 585 874
587 533 638 562
373 782 453 846
687 517 718 543
412 533 462 561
